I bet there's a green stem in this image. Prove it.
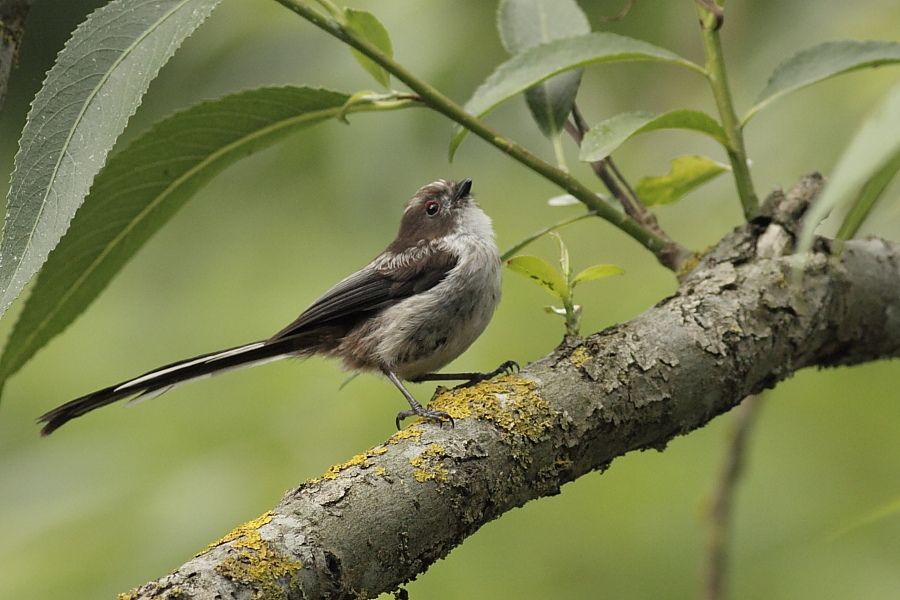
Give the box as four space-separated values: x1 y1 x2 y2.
273 0 683 269
697 7 758 220
501 211 597 261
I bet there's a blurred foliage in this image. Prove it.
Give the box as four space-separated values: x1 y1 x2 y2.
0 1 898 599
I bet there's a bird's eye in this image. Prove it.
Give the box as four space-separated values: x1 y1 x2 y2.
425 200 440 216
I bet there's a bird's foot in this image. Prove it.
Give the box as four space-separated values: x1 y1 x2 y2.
395 406 454 430
453 360 520 389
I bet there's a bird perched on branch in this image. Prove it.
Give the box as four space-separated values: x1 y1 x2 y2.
39 178 514 435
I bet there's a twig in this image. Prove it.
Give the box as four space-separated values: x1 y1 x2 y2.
696 2 758 219
565 103 689 269
694 0 724 30
706 395 763 600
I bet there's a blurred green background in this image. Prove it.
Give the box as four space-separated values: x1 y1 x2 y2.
1 1 899 598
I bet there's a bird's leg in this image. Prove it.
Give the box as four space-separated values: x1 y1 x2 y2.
410 360 520 389
382 367 453 429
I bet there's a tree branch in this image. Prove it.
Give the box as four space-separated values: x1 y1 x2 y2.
120 176 900 599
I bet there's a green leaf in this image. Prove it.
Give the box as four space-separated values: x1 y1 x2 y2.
506 255 568 301
497 0 590 137
449 32 706 158
579 110 728 162
572 263 624 286
836 150 900 240
798 83 900 254
745 40 900 123
0 0 222 319
0 87 413 391
635 155 730 206
344 8 393 88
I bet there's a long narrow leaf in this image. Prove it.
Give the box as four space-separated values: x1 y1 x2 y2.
745 40 900 123
0 87 414 392
0 0 222 318
836 150 900 240
579 110 728 162
798 83 900 254
449 32 706 158
497 0 589 137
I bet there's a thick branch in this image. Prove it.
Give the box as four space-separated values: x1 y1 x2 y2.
122 176 900 599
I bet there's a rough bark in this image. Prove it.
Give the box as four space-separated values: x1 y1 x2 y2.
0 0 31 111
121 175 900 600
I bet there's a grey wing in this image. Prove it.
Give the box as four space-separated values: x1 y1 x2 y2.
271 249 458 340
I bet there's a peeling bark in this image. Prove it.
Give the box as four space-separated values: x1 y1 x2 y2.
121 176 900 600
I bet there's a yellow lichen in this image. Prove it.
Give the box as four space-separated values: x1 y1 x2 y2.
409 443 449 482
430 374 551 441
203 512 274 555
304 444 392 485
375 466 387 477
321 453 372 480
213 513 301 600
570 346 591 368
388 425 423 444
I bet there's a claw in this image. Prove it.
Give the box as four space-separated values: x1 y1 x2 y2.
454 359 520 389
395 407 454 430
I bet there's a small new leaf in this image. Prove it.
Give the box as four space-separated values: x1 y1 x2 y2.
506 255 569 301
572 264 624 286
345 8 393 88
635 155 730 206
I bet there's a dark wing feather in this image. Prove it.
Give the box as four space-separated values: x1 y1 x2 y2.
271 248 457 340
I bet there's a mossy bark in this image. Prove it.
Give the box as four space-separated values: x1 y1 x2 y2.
123 176 900 599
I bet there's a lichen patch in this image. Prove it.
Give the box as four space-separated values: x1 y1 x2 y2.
430 374 551 441
409 443 449 482
570 346 591 369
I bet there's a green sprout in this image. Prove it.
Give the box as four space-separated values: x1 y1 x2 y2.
506 233 623 338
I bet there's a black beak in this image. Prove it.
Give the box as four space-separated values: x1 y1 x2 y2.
454 178 472 201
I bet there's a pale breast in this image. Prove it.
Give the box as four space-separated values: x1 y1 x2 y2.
374 236 501 379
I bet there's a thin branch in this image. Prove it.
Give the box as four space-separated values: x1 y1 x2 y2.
271 0 686 269
696 2 758 219
565 103 689 269
120 177 900 599
705 395 763 600
0 0 32 111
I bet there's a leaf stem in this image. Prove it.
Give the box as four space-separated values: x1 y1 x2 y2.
501 211 597 261
272 0 686 270
697 5 758 219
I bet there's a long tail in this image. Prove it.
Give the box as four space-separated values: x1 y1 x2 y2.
38 337 304 436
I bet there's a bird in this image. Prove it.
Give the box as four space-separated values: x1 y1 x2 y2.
38 178 516 435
